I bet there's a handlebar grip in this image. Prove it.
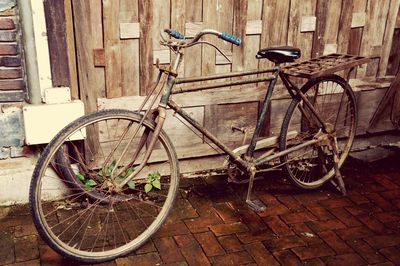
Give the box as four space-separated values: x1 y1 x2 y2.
219 32 241 46
164 29 185 40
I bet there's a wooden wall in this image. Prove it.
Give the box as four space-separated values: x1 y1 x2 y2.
57 0 400 172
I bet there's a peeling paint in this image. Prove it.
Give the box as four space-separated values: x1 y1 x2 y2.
0 0 16 12
0 105 24 148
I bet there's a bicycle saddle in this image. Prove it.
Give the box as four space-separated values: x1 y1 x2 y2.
256 46 301 64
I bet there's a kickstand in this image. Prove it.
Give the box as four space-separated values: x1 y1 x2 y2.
245 167 266 212
330 137 347 196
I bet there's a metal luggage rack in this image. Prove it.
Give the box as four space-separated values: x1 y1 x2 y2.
282 53 371 79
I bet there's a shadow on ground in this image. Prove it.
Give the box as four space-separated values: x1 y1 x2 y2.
1 154 400 265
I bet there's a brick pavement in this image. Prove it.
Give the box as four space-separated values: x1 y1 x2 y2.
1 155 400 265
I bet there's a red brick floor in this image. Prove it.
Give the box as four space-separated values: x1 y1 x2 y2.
1 155 400 265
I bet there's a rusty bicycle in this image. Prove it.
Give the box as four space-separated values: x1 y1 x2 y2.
29 28 366 262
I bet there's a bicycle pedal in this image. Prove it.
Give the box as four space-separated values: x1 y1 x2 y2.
246 199 266 212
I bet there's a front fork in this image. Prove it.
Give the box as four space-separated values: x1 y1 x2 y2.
116 106 167 188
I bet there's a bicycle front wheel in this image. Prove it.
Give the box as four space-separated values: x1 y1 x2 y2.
279 74 357 189
30 109 179 263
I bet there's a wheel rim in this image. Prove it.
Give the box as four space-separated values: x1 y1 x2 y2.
282 78 356 188
34 113 178 259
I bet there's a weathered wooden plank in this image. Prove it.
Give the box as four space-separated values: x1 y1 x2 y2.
368 72 399 131
322 0 342 55
64 0 79 99
300 16 316 32
148 1 169 90
44 0 71 87
138 0 154 95
98 85 271 110
247 0 263 19
163 107 204 148
244 0 262 71
185 22 203 38
119 23 140 39
202 0 217 76
232 0 247 73
120 0 139 96
337 0 353 54
359 0 390 77
260 0 290 69
390 70 400 127
204 104 218 136
312 0 328 57
184 0 202 78
171 0 185 76
351 12 366 28
215 102 259 148
288 0 300 47
246 20 262 35
378 0 400 76
153 50 170 64
387 29 400 75
298 0 317 60
103 0 121 98
89 0 105 98
72 0 103 113
356 88 388 134
93 48 105 67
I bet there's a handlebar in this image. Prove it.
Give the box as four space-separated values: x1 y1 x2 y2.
163 29 242 46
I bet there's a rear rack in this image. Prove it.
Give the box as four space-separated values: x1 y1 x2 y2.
282 53 370 79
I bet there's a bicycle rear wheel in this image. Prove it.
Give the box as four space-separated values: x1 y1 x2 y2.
30 109 179 263
279 74 357 189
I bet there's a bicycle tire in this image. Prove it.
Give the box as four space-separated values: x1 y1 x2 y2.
30 109 179 263
279 74 357 189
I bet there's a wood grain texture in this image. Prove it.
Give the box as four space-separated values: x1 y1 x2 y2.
312 0 328 57
387 29 400 75
64 0 79 99
72 0 102 113
138 0 154 95
260 0 290 69
184 0 202 78
337 0 353 54
103 0 121 98
120 0 139 96
202 0 217 76
43 0 70 87
378 0 400 76
171 0 185 76
232 0 247 73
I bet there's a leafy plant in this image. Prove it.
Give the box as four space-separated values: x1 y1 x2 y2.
75 172 97 190
144 171 161 193
115 167 136 190
103 160 116 177
84 179 97 189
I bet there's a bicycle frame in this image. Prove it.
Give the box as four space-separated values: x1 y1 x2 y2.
117 44 334 198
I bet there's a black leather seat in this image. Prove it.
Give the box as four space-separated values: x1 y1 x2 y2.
256 46 301 64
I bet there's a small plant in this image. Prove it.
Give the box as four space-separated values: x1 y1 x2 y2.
145 171 161 193
75 172 97 190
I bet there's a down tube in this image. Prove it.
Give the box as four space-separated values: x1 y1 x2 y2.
167 100 248 169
